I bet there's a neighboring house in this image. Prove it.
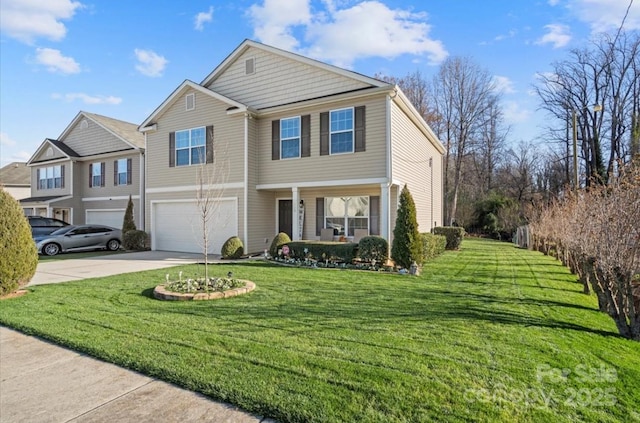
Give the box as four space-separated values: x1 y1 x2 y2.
21 111 145 229
139 39 444 254
0 162 31 200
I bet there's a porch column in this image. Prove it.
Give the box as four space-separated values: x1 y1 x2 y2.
292 187 300 240
380 183 390 243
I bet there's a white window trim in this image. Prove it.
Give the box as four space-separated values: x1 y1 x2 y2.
324 195 369 236
38 165 62 190
116 158 128 186
329 107 355 155
280 116 301 160
175 127 206 167
91 162 102 188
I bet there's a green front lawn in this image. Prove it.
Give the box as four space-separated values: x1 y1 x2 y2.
2 239 638 422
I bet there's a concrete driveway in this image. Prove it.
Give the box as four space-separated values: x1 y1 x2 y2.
29 251 215 285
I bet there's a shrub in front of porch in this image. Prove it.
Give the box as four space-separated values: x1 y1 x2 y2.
269 232 291 257
357 236 388 263
279 241 358 264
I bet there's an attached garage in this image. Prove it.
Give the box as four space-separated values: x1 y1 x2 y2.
151 199 238 254
86 209 125 229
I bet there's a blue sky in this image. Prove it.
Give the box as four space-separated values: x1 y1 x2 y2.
1 0 638 167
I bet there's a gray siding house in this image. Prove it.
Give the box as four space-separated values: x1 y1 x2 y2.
21 111 145 228
140 39 444 254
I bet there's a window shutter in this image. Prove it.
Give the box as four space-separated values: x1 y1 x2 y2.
114 160 118 185
320 112 329 156
169 132 175 167
370 195 380 235
316 197 324 236
272 120 280 160
61 165 65 188
206 125 214 164
36 169 40 190
89 163 93 188
127 158 132 184
100 162 105 187
355 106 366 152
301 115 310 157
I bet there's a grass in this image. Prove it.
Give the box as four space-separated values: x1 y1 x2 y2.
2 238 639 422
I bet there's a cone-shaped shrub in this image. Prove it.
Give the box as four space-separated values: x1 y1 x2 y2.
122 195 136 234
391 184 423 268
0 189 38 295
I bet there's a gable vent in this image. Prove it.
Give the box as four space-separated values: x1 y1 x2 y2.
186 93 195 111
46 147 53 157
80 119 89 129
245 58 255 75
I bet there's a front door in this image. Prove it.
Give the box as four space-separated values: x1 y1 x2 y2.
278 199 292 239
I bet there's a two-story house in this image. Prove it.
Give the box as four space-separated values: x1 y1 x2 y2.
21 111 145 228
139 39 444 254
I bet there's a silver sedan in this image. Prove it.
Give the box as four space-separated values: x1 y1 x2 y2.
36 224 122 256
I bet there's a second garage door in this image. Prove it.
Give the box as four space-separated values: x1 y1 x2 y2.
152 199 238 254
86 209 126 229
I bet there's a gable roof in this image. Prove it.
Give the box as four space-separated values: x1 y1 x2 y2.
60 111 145 149
0 162 30 186
139 80 249 131
201 39 389 89
27 138 80 165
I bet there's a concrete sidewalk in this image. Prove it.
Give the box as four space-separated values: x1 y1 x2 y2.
0 327 273 423
29 251 215 285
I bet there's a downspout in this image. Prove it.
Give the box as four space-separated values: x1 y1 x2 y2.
385 91 395 246
243 113 249 250
139 144 145 230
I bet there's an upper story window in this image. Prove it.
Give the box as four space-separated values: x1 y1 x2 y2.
175 127 206 166
90 162 105 188
115 158 131 185
280 117 301 159
330 107 354 154
37 165 63 190
325 196 369 236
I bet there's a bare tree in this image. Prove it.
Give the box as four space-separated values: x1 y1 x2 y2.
430 56 500 225
194 127 230 280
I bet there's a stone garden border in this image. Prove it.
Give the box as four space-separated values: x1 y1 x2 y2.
153 280 255 301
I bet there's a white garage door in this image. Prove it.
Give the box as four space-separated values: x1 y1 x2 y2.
152 200 237 254
86 209 125 229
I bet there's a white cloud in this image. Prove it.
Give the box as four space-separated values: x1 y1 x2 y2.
571 0 640 32
194 6 214 31
0 0 83 44
493 76 516 94
134 49 168 77
248 0 447 68
51 92 122 105
503 101 532 124
34 48 80 74
548 0 560 6
248 0 311 51
535 24 571 48
0 132 17 147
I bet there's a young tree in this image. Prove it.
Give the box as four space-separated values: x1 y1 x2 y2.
391 184 423 269
122 194 136 234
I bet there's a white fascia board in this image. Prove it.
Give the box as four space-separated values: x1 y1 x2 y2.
256 177 389 191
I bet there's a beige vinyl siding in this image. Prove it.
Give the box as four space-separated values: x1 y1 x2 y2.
390 102 443 232
145 188 244 248
31 145 67 162
257 95 387 186
77 154 141 199
145 89 245 190
31 162 71 197
207 47 372 110
246 117 277 253
63 118 130 156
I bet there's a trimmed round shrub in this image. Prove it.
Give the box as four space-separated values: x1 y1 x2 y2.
358 236 388 263
433 226 465 250
0 189 38 295
269 232 291 257
123 230 148 251
221 236 244 259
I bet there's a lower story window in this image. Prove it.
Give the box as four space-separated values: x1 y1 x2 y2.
325 196 369 236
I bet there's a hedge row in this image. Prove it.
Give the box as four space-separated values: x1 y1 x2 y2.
433 226 465 250
421 233 447 261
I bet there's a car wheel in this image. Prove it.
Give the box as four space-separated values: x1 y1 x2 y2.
43 243 60 256
106 239 120 251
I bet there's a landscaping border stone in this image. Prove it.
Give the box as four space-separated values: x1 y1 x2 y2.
153 280 255 301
